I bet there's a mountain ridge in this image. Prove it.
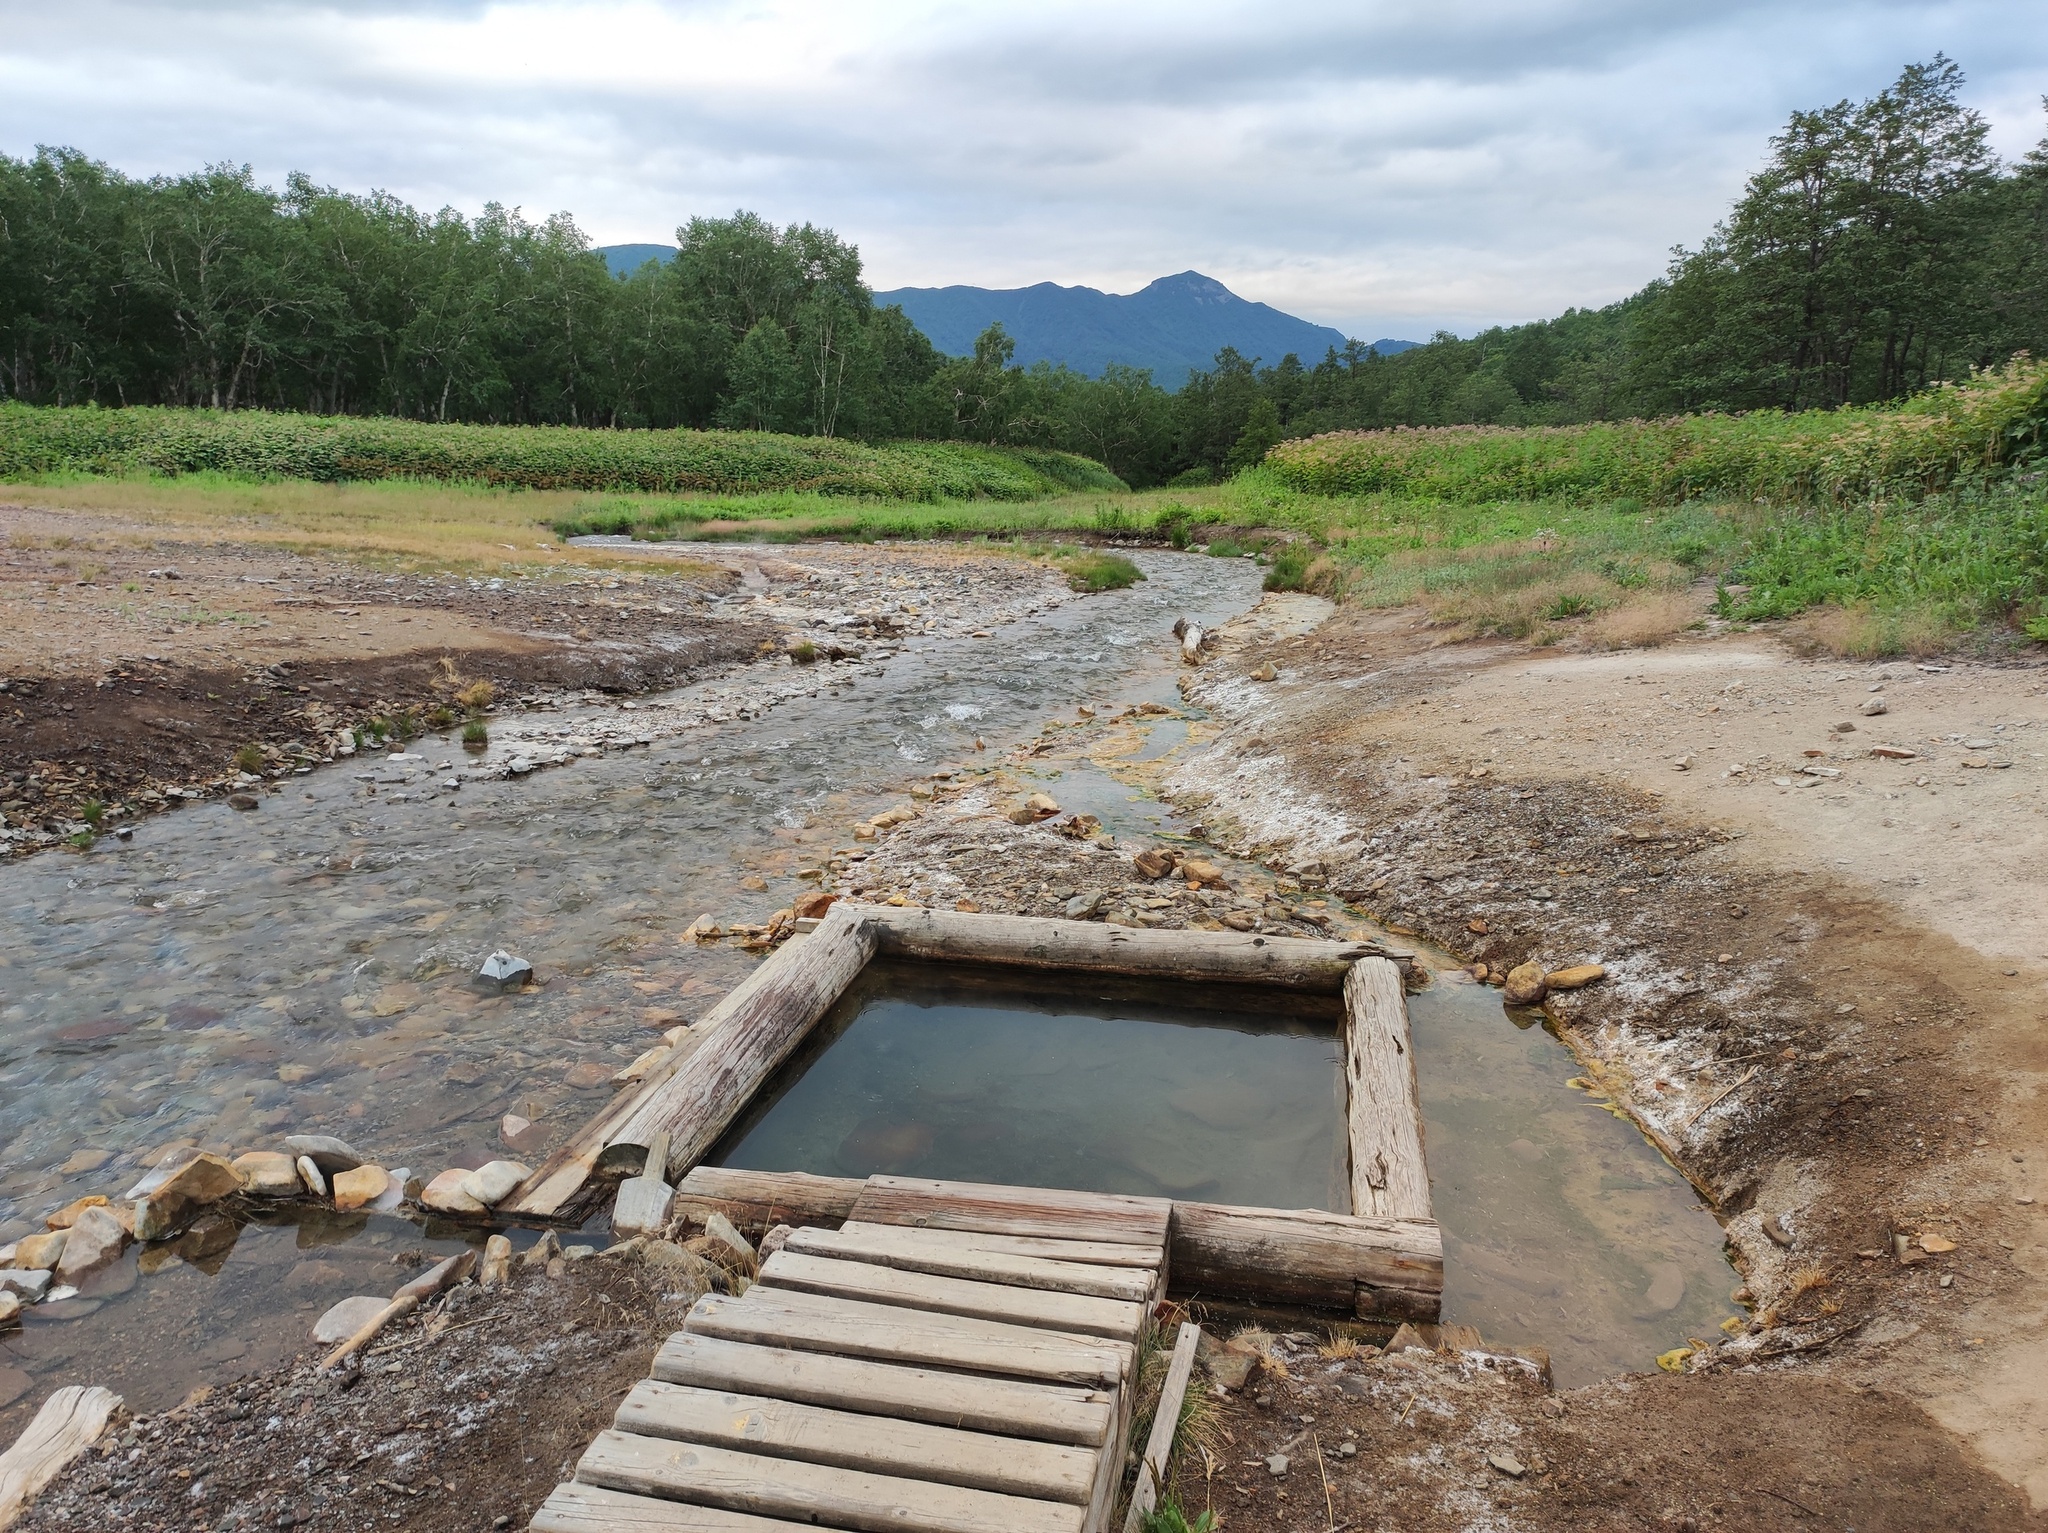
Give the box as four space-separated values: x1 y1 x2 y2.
593 248 1420 386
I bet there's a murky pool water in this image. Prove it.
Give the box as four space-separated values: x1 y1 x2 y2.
1 545 1733 1430
714 961 1349 1209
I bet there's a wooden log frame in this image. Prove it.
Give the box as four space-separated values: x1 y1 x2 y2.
499 904 1440 1321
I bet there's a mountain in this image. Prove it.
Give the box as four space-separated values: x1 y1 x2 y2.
877 272 1415 387
597 243 678 276
593 251 1420 384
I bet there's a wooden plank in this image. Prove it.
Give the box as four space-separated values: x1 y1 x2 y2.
615 1380 1098 1504
786 1225 1157 1302
1343 956 1433 1222
1168 1201 1442 1319
861 904 1399 991
0 1386 122 1531
651 1333 1113 1447
1079 1384 1123 1533
671 1166 865 1234
1120 1323 1201 1533
573 1429 1086 1533
853 1176 1171 1248
502 905 879 1222
530 1482 820 1533
757 1250 1146 1343
684 1289 1130 1389
833 1220 1164 1271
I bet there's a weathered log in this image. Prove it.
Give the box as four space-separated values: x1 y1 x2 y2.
860 906 1398 992
1167 1200 1441 1321
671 1166 865 1234
1120 1322 1200 1533
500 906 879 1222
1343 957 1433 1222
319 1248 478 1369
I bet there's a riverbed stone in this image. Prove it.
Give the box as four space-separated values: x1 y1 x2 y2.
312 1295 388 1345
283 1135 364 1174
295 1156 327 1198
1132 848 1176 879
1502 962 1549 1005
421 1169 487 1215
134 1152 244 1241
331 1165 391 1213
0 1293 17 1328
1543 963 1607 991
479 1234 514 1289
43 1196 109 1231
14 1231 68 1271
459 1160 531 1208
1181 859 1227 888
233 1151 301 1197
0 1269 52 1304
53 1207 126 1284
501 1114 548 1155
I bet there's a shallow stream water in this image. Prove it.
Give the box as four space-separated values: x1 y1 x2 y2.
2 547 1732 1426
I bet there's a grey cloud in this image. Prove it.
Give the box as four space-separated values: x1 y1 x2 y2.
2 0 2042 339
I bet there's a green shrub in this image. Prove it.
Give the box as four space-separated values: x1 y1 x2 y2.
1056 551 1145 592
0 403 1125 502
1262 544 1315 592
1265 357 2048 508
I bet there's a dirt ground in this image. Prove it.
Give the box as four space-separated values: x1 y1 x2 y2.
6 522 2048 1531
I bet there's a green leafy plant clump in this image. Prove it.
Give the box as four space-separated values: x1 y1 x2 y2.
1055 549 1145 592
1264 357 2048 509
0 403 1125 503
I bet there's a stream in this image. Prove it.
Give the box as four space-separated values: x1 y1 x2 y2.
0 547 1735 1426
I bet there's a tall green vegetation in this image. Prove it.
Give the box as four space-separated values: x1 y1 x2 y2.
2 56 2042 491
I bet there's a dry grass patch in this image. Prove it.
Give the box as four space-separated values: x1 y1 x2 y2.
1585 589 1707 649
1789 601 1963 659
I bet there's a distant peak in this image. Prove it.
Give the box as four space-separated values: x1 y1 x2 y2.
1138 270 1237 300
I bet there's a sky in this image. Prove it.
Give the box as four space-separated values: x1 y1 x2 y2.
2 1 2044 341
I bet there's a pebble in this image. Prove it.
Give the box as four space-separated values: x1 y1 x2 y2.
459 1160 532 1208
1266 1453 1289 1476
1488 1450 1528 1478
1337 1440 1357 1458
564 1061 614 1090
331 1165 392 1212
135 1152 244 1241
296 1156 328 1198
1860 696 1888 716
283 1135 366 1174
233 1151 302 1197
1502 962 1548 1005
421 1169 487 1215
53 1206 126 1284
311 1295 388 1345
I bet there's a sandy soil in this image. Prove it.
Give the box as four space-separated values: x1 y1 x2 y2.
1152 594 2048 1523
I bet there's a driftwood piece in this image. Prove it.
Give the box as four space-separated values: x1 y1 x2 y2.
0 1385 121 1531
1120 1322 1201 1533
1168 1201 1441 1320
502 906 879 1222
861 906 1394 992
1342 957 1433 1222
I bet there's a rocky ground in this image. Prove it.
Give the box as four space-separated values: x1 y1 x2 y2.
0 504 1069 854
6 525 2046 1530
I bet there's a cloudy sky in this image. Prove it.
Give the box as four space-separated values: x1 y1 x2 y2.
3 1 2044 339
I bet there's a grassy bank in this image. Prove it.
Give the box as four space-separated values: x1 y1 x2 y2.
0 404 1123 500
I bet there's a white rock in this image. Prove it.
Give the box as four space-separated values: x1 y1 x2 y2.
1859 696 1888 716
296 1156 328 1198
53 1207 126 1284
703 1212 756 1264
420 1169 486 1215
0 1269 53 1303
458 1160 532 1208
312 1295 389 1345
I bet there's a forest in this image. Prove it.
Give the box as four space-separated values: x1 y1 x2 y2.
2 57 2044 488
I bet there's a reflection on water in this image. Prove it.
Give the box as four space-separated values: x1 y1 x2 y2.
713 962 1349 1209
1409 978 1737 1387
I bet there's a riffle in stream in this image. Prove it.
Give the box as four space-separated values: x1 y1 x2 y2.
1 548 1732 1427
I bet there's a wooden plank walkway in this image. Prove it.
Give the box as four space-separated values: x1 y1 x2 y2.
531 1178 1171 1533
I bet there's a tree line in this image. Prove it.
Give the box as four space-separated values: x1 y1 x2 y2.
3 57 2043 488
